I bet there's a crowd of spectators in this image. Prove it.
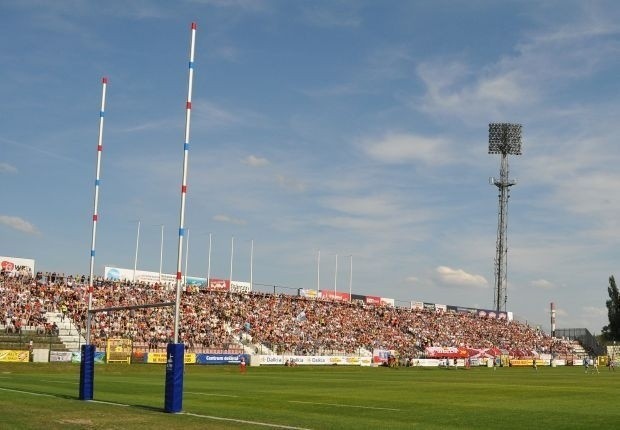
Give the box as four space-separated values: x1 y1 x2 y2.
0 271 575 358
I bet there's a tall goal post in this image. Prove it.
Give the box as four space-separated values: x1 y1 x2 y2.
165 21 197 414
80 76 107 401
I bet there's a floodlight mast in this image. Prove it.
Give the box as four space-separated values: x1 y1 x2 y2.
488 123 522 313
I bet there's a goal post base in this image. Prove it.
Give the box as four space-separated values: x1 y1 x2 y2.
164 343 185 413
79 344 95 400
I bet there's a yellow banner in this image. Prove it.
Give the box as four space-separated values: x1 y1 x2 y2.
0 350 29 363
510 359 544 367
146 352 196 364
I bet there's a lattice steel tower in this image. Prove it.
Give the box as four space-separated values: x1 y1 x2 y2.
488 123 522 313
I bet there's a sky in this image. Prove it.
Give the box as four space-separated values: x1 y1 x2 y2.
2 0 620 335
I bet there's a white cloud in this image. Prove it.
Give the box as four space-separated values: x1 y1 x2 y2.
415 11 620 124
435 266 488 289
276 174 306 192
416 61 532 123
0 215 39 234
193 101 269 130
582 306 607 319
531 279 555 289
187 0 268 11
406 276 419 283
0 162 17 174
361 132 453 165
321 195 400 217
213 214 246 225
242 155 269 167
302 5 362 28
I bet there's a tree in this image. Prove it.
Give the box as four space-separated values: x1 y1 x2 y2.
602 275 620 341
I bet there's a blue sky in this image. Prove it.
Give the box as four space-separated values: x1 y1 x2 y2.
2 0 620 334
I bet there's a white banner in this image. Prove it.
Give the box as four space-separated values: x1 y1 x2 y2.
104 266 206 287
258 355 371 366
230 281 252 293
49 351 72 362
0 256 35 277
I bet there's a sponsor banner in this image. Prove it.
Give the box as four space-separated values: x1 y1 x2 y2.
105 266 174 284
104 266 206 287
208 278 230 292
260 355 284 365
477 308 508 320
132 351 147 364
407 359 443 367
94 352 106 364
258 355 368 366
0 350 29 363
146 352 196 364
423 303 436 311
147 353 168 364
435 304 447 313
320 290 350 301
411 301 424 310
372 349 392 364
50 351 73 362
366 296 381 305
299 289 319 299
380 297 395 307
425 346 469 358
71 352 82 363
185 277 207 288
351 294 366 301
360 357 372 367
510 359 545 367
456 306 477 314
195 353 247 365
0 256 35 277
230 281 252 294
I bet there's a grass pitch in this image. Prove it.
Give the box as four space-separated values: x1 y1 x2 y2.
1 363 619 429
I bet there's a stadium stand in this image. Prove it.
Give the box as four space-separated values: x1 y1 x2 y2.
1 272 577 360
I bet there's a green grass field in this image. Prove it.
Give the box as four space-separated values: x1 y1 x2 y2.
1 363 619 429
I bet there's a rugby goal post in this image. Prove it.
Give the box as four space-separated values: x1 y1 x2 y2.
79 301 175 401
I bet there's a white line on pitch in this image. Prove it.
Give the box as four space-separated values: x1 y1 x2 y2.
182 412 312 430
288 400 401 411
0 387 56 397
41 379 79 384
186 391 239 397
89 399 130 407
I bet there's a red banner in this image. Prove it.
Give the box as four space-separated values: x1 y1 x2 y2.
207 279 230 292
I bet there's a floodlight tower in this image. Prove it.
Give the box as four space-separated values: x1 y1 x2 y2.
488 123 522 313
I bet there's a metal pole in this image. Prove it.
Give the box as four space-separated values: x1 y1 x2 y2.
349 255 353 301
87 76 107 345
207 233 212 287
184 228 190 289
250 239 254 290
334 254 338 296
229 236 234 286
133 220 141 282
317 250 320 291
159 225 164 283
173 22 196 344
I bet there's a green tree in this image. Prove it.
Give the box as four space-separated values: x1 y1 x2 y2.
602 275 620 341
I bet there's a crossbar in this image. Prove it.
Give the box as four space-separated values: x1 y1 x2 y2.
88 301 176 314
